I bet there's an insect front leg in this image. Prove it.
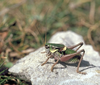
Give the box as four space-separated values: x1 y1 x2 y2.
68 42 83 51
41 52 53 66
41 51 46 53
41 56 51 66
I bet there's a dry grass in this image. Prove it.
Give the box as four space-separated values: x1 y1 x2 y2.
0 0 100 84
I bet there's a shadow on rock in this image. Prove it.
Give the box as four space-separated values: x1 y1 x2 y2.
58 60 90 67
40 59 98 72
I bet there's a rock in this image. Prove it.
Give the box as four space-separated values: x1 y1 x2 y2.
9 31 100 85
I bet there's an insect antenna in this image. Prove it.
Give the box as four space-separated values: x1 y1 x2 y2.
44 29 47 45
36 23 47 47
36 8 50 47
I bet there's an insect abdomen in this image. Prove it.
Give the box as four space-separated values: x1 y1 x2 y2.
65 55 81 64
62 48 81 63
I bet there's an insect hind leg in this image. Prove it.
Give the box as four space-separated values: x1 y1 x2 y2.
68 42 83 51
60 49 86 74
76 49 86 74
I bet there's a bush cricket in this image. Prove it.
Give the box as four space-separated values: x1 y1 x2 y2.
41 42 86 74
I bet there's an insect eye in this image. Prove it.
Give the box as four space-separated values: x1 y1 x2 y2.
45 45 49 49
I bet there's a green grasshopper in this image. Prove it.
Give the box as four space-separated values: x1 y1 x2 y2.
41 42 86 74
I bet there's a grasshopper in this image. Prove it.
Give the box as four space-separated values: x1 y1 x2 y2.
41 42 86 74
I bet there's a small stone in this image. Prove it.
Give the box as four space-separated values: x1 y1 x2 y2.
9 31 100 85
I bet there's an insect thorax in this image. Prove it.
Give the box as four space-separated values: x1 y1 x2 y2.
65 55 81 64
45 47 57 57
45 45 61 58
53 51 62 59
45 43 65 49
45 43 60 55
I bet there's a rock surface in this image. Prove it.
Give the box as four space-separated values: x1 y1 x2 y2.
9 31 100 85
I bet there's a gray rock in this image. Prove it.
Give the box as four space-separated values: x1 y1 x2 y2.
9 31 100 85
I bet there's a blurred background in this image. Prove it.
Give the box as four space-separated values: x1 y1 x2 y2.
0 0 100 84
